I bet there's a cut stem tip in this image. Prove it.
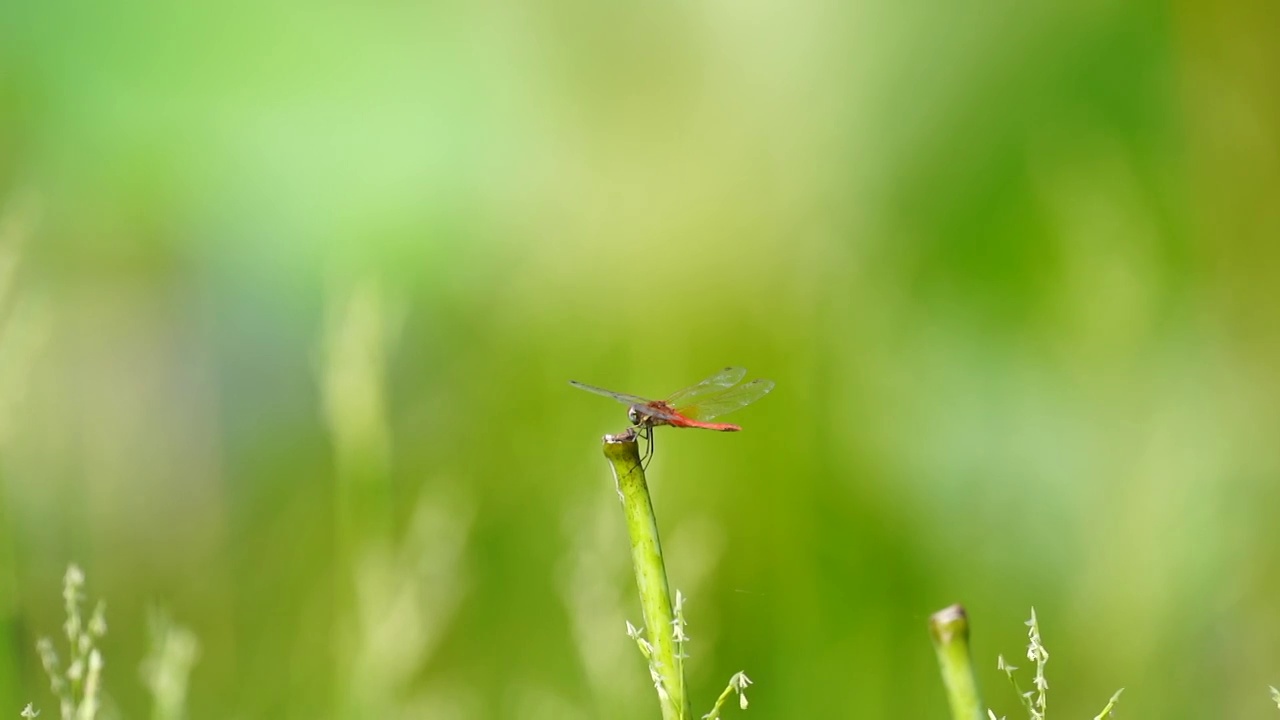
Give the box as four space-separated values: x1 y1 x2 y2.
929 603 984 720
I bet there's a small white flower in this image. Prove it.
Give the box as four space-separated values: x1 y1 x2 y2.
734 672 752 709
650 665 670 702
64 565 85 589
89 602 107 637
672 590 690 642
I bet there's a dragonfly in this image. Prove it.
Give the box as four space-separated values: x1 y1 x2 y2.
569 367 774 467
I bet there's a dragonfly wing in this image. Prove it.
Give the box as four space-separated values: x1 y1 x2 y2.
663 367 748 408
676 378 775 421
568 380 651 406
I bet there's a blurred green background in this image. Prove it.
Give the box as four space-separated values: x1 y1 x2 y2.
2 0 1279 718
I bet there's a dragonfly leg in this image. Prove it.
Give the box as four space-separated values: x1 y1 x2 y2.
640 424 655 471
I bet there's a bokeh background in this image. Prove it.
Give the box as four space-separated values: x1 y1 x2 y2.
2 0 1279 718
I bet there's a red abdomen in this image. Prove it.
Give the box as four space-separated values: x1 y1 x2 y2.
667 416 742 432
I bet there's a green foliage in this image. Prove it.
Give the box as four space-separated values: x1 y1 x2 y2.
33 566 107 720
607 437 750 720
2 0 1279 717
990 609 1122 720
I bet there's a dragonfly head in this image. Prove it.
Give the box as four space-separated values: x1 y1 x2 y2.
627 405 642 425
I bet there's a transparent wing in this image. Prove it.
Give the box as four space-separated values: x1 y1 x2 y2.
568 380 651 406
676 378 775 421
663 367 748 408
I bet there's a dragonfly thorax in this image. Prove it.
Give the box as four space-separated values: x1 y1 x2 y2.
628 402 676 428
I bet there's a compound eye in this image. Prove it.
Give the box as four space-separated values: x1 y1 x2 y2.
627 407 640 424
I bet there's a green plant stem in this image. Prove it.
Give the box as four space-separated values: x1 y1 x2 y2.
929 604 985 720
1093 688 1125 719
603 433 689 720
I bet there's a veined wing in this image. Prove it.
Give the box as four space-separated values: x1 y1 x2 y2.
663 367 748 408
568 379 652 406
675 378 775 421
